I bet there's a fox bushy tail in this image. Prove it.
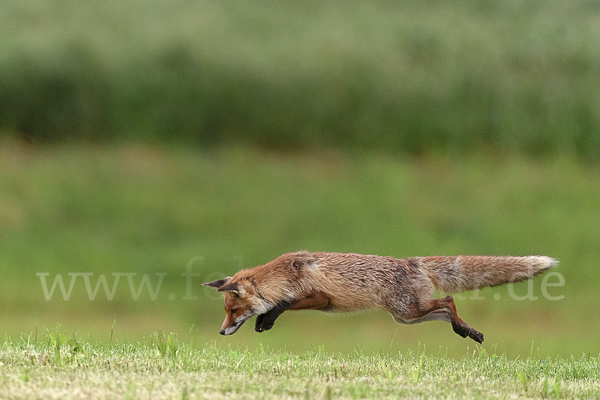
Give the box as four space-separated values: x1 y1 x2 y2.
415 255 558 294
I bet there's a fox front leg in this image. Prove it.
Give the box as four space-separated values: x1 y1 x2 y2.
255 302 312 332
255 302 289 332
255 291 330 333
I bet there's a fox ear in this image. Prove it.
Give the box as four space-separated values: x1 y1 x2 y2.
217 281 242 295
202 277 231 289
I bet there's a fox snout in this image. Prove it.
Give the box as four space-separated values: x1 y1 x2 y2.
219 325 240 335
219 312 251 335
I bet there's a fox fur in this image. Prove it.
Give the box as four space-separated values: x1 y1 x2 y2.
203 251 558 343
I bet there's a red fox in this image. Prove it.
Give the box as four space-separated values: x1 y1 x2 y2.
203 251 558 343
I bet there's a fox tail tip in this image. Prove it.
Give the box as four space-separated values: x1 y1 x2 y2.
534 256 559 269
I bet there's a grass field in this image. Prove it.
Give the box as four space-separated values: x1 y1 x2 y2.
1 141 599 360
2 330 599 399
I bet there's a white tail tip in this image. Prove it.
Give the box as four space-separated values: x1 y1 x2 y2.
531 256 559 270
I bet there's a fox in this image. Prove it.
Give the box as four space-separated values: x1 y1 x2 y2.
202 251 558 343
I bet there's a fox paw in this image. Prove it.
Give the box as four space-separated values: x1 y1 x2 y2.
469 330 484 344
255 314 265 332
255 314 275 333
452 324 484 344
452 323 469 338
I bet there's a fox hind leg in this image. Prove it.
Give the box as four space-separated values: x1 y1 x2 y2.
392 296 484 344
438 296 484 344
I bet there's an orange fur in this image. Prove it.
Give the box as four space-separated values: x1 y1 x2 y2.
203 251 558 342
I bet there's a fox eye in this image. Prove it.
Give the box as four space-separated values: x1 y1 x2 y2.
230 308 239 314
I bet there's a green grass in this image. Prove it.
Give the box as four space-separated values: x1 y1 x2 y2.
1 142 599 359
1 0 600 159
1 330 599 399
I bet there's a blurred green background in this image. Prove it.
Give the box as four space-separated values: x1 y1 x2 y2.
1 0 599 358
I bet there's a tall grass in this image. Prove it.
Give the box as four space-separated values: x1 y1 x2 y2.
1 0 600 159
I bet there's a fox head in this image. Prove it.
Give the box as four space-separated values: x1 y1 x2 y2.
202 277 271 335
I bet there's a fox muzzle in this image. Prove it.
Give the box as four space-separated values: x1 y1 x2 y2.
219 315 248 335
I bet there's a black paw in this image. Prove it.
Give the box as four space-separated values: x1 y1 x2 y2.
470 330 484 344
452 323 469 338
255 314 265 332
255 314 275 332
452 323 484 343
